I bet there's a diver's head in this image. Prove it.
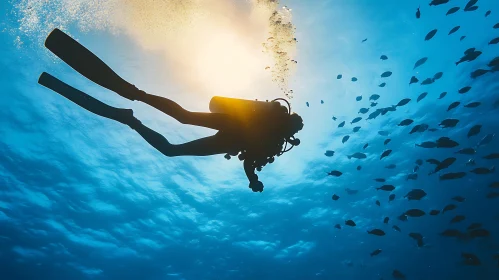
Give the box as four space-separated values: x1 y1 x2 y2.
284 112 304 138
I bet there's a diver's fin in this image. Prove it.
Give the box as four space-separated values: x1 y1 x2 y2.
38 72 133 124
44 28 136 99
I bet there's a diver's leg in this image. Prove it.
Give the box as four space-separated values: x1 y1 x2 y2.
130 123 236 157
134 91 239 131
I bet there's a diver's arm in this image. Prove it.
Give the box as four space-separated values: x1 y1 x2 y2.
244 159 258 183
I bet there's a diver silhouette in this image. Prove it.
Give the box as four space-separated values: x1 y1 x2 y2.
38 29 304 192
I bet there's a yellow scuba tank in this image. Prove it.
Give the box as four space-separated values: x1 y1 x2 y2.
209 96 287 125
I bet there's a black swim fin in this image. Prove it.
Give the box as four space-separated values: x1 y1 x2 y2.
44 28 136 99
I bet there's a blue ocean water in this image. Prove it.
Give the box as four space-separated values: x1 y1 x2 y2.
1 0 499 279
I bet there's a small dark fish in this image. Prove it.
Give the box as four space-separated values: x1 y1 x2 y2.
464 6 479 12
332 116 337 121
458 86 471 94
489 37 499 45
351 117 362 124
345 188 359 195
430 0 449 6
385 164 396 169
467 125 481 138
352 126 361 133
370 94 380 101
306 102 309 107
476 134 494 147
383 217 389 224
470 69 489 79
370 249 382 256
413 165 420 172
417 92 428 102
409 232 423 241
470 166 495 174
436 137 459 148
438 92 447 99
440 229 462 237
384 139 391 145
467 223 482 230
460 35 466 41
486 192 499 198
379 82 386 87
485 10 491 17
398 214 408 221
392 225 401 232
338 121 345 128
361 38 367 43
351 77 358 82
442 204 457 213
407 173 418 180
378 130 390 136
325 150 335 157
334 224 341 229
426 159 441 165
381 71 392 78
429 210 440 215
337 74 342 79
332 194 340 201
396 98 411 107
398 119 414 126
377 185 395 191
345 219 356 226
464 102 481 108
489 182 499 188
416 7 421 19
342 135 350 144
415 159 423 166
433 72 443 80
456 50 482 65
356 96 362 102
414 57 428 69
370 102 377 107
376 200 381 206
440 172 466 180
367 110 381 120
367 229 385 236
447 101 460 111
468 228 490 238
483 153 499 160
452 196 466 202
380 55 388 60
409 76 419 85
375 178 386 182
489 57 499 67
348 152 367 159
363 143 369 149
461 252 481 266
404 189 427 200
320 100 324 104
464 0 478 11
380 150 392 160
392 270 406 279
389 194 396 202
327 170 343 177
451 215 466 223
448 25 460 35
439 118 459 128
405 209 426 217
425 29 438 41
410 124 429 134
494 23 499 29
421 78 434 85
356 165 362 171
446 7 460 15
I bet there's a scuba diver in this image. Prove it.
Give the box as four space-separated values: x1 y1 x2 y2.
38 29 304 193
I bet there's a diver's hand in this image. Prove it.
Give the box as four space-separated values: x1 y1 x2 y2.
249 180 264 193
